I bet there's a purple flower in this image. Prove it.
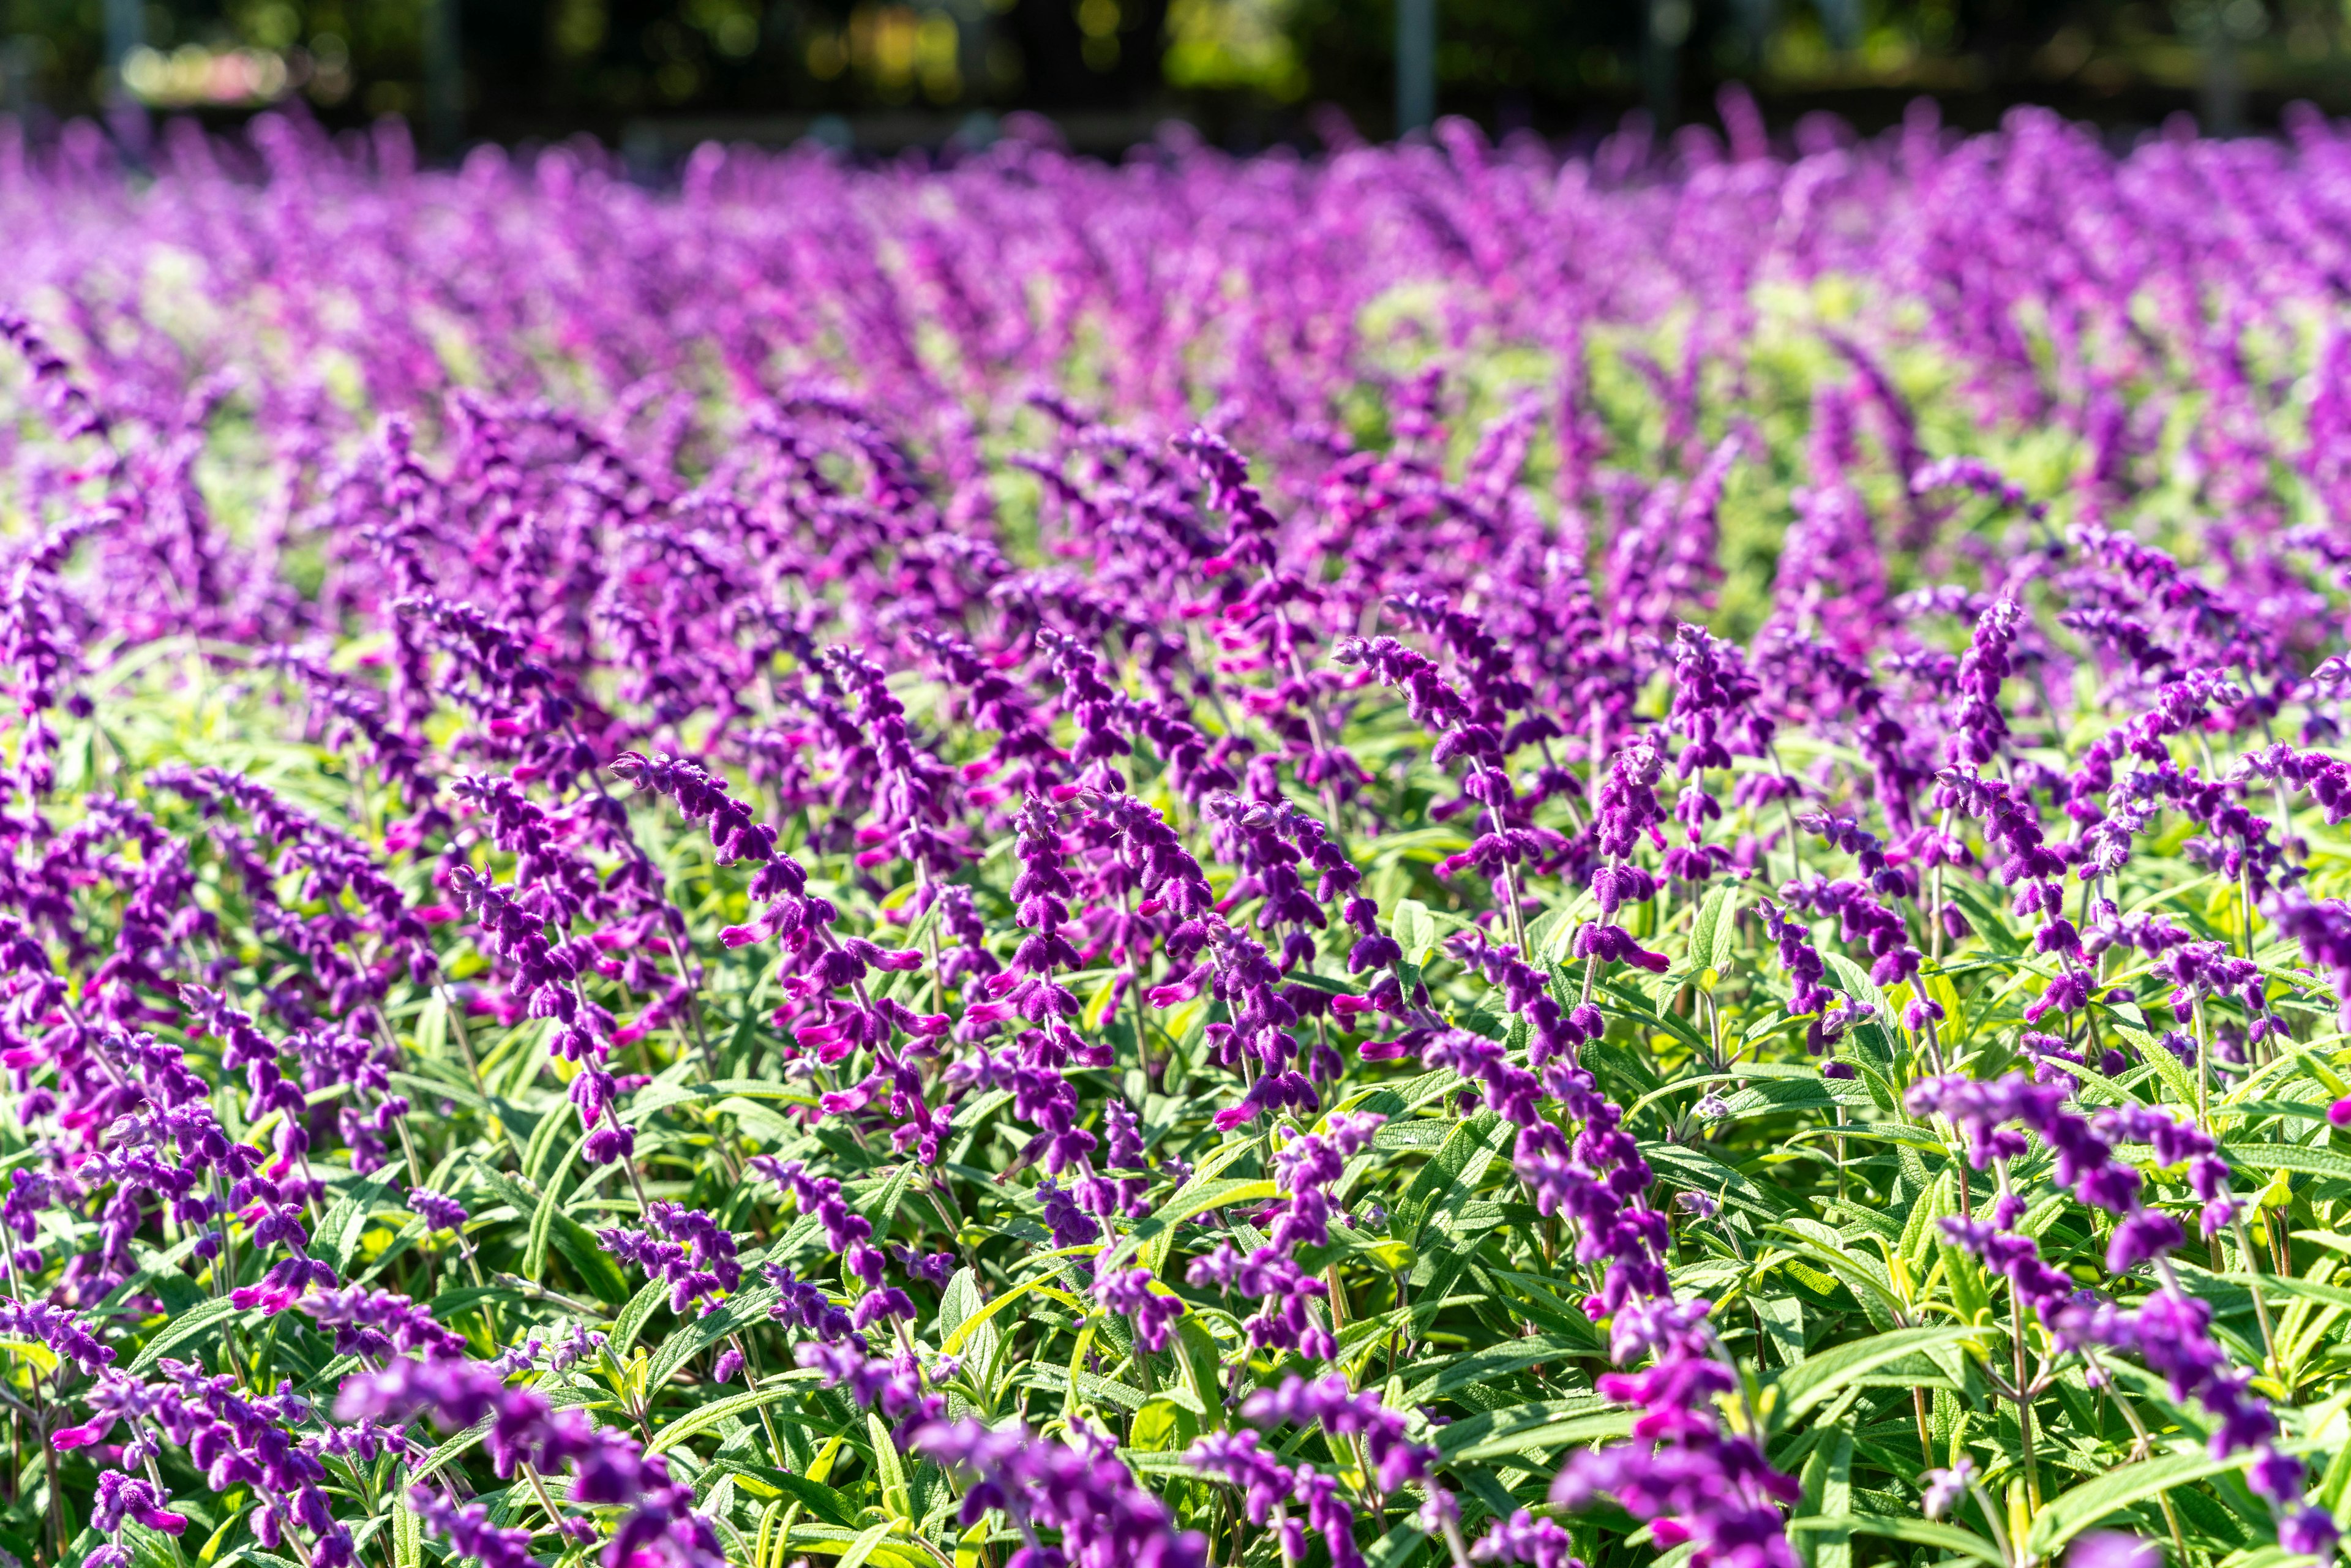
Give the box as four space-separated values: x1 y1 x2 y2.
1472 1510 1584 1568
919 1419 1207 1568
2069 1534 2161 1568
407 1188 469 1234
1921 1459 1976 1520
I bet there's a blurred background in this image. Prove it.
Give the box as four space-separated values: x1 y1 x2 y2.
0 0 2341 161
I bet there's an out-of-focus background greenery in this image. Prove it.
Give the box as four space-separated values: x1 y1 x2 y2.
0 0 2338 158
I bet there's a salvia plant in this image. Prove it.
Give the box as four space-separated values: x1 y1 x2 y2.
7 84 2351 1568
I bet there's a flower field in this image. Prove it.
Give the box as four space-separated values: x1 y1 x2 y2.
9 96 2351 1568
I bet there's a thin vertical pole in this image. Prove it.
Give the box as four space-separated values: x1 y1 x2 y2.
102 0 140 84
424 0 462 158
1644 0 1690 130
102 0 146 152
2200 31 2243 135
1395 0 1433 136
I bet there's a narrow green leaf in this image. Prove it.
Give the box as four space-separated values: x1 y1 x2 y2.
317 1175 391 1278
1401 1345 1608 1401
1430 1399 1627 1461
939 1274 1086 1356
525 1131 588 1281
1026 1364 1149 1412
1798 1429 1854 1568
1136 1179 1278 1277
937 1266 981 1341
835 1520 896 1568
2027 1448 2252 1555
1708 889 1743 973
1362 1515 1429 1568
647 1286 780 1390
1712 1078 1872 1121
607 1278 671 1363
646 1379 815 1455
1396 1111 1504 1244
1174 1315 1224 1431
755 1470 859 1528
2225 1144 2351 1183
868 1411 912 1521
1690 885 1733 977
1393 899 1438 966
127 1297 247 1375
1138 1139 1267 1275
519 1105 569 1189
859 1163 918 1239
549 1218 631 1303
1791 1517 2002 1568
1641 1142 1794 1218
1766 1227 1906 1329
393 1495 421 1568
1763 1326 1975 1431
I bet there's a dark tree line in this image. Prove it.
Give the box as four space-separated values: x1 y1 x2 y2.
0 0 2335 152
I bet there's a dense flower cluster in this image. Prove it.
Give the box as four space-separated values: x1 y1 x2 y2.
6 94 2351 1568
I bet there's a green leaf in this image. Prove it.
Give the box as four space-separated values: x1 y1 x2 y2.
317 1175 392 1278
413 991 448 1060
2027 1447 2255 1555
1485 1270 1603 1343
1136 1178 1278 1276
1393 899 1438 967
1690 885 1733 979
1766 1225 1906 1330
1791 1517 2002 1568
1136 1138 1268 1275
520 1102 573 1189
1431 1399 1629 1461
936 1265 983 1340
1641 1142 1794 1218
1763 1326 1976 1433
645 1379 814 1454
525 1131 588 1282
411 1416 493 1482
467 1159 537 1219
868 1411 912 1521
549 1217 632 1303
427 1285 530 1320
2224 1143 2351 1182
1363 1515 1430 1568
2116 1015 2202 1114
937 1266 1001 1411
858 1163 918 1240
1406 1337 1594 1403
1141 1178 1276 1238
1798 1428 1854 1568
756 1471 859 1528
607 1278 672 1363
1899 1169 1953 1274
1026 1363 1150 1411
1713 1078 1871 1122
835 1520 896 1568
393 1495 421 1568
1708 888 1743 973
2223 1274 2351 1313
648 1286 781 1390
1395 1110 1504 1244
939 1272 1086 1356
127 1297 248 1375
1174 1315 1224 1431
